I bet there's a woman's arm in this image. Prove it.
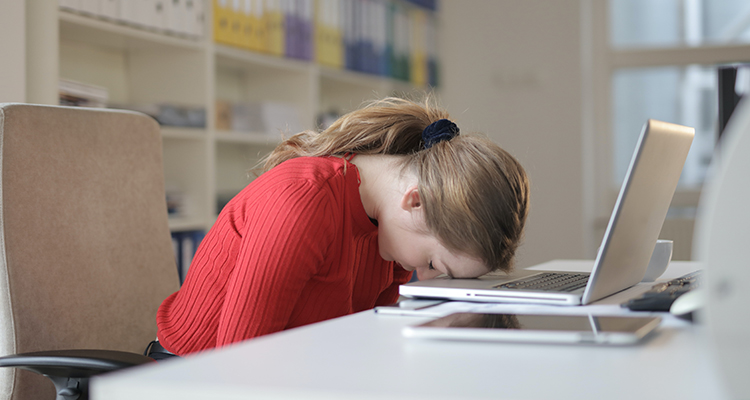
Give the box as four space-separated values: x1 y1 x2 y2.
215 180 337 345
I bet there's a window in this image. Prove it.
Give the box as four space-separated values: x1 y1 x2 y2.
583 0 750 259
610 0 750 48
608 0 750 188
612 65 716 188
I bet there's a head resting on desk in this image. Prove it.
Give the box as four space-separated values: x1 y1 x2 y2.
262 97 530 277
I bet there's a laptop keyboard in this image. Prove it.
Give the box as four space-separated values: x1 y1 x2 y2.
494 272 590 292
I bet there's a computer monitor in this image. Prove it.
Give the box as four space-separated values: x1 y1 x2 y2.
718 64 750 139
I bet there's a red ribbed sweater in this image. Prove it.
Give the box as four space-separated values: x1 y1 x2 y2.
156 156 411 355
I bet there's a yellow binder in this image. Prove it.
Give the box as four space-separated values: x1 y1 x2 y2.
252 0 268 52
240 0 254 50
213 0 233 45
264 0 285 56
410 7 426 86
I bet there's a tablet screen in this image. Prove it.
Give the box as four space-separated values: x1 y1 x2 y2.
406 313 662 345
419 313 659 333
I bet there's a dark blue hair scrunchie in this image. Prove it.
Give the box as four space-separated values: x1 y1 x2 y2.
422 119 460 149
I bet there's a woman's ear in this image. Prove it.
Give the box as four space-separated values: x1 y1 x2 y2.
400 185 422 211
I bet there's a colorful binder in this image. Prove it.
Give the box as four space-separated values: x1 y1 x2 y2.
265 0 286 56
213 0 233 45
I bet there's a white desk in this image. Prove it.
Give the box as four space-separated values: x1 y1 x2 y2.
92 260 729 400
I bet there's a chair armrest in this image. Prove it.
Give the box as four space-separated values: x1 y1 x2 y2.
0 349 154 400
0 349 153 378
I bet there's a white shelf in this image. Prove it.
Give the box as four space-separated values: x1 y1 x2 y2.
59 10 205 52
162 127 207 141
215 130 282 145
214 44 311 73
168 216 210 232
319 65 392 88
32 2 433 234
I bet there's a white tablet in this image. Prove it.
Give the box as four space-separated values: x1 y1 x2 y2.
402 313 661 345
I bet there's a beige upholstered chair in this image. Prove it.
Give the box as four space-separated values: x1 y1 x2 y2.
0 104 180 400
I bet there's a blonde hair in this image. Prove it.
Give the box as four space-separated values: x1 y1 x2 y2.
263 97 529 273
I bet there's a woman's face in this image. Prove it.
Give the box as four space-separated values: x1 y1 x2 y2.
375 184 489 280
377 220 489 280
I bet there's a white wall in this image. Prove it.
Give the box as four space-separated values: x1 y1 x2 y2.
439 0 585 268
0 1 26 102
26 0 59 105
0 0 58 105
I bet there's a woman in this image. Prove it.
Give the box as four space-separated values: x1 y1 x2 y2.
154 97 529 356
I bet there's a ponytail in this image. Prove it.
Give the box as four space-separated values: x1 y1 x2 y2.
262 97 447 171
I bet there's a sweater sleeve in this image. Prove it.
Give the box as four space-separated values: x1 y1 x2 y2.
216 180 336 345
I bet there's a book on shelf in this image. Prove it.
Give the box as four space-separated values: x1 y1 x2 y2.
342 0 356 70
373 0 389 76
368 0 388 76
59 78 108 108
315 0 343 68
240 1 255 51
284 0 297 58
409 6 426 86
300 0 315 60
215 100 303 137
383 0 394 78
355 0 370 73
263 101 304 136
213 0 232 44
209 0 439 85
163 0 204 37
110 103 207 128
215 100 233 130
225 0 267 53
184 0 206 38
403 0 436 11
251 0 268 52
265 0 286 56
284 0 313 60
230 102 266 132
59 0 205 39
171 230 205 284
391 0 410 82
229 0 244 47
424 10 438 87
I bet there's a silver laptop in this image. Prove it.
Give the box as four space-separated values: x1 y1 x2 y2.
400 119 695 306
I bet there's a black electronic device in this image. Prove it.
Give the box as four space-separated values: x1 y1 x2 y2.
622 271 702 317
718 64 749 139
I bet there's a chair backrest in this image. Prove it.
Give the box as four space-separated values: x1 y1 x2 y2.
0 104 180 400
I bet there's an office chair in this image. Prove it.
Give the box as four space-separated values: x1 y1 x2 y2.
0 104 181 400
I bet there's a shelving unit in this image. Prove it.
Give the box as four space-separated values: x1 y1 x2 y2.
38 2 434 235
